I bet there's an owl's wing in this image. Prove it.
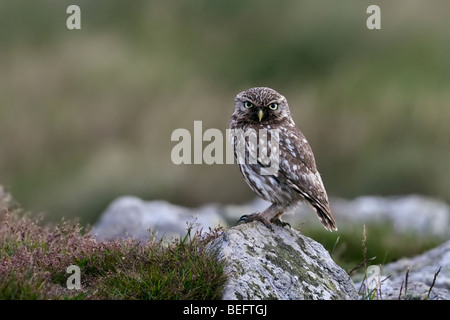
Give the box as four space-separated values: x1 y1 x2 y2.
276 128 337 231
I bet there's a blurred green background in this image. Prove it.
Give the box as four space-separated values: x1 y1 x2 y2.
0 0 449 225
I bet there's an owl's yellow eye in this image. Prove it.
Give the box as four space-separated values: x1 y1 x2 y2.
244 101 253 109
268 103 278 110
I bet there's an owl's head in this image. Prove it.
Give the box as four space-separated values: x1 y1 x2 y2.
233 87 292 126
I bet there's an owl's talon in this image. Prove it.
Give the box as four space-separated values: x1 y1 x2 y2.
237 212 257 224
270 218 291 228
237 214 249 224
237 213 273 230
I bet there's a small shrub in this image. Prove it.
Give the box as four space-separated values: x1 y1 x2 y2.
0 197 226 300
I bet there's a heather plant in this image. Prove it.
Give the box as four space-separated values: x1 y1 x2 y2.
0 192 226 300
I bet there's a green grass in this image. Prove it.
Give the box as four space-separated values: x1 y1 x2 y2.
0 197 226 300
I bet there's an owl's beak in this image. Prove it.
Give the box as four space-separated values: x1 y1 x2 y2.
257 109 264 122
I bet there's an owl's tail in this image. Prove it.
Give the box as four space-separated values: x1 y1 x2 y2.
312 202 338 232
288 180 338 231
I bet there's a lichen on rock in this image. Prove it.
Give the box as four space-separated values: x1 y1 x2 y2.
208 222 358 300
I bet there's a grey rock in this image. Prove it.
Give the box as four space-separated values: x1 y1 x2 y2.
93 196 227 241
93 194 450 299
208 222 358 300
382 239 450 299
373 278 450 300
356 239 450 300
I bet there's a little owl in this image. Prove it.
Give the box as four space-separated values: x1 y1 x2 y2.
230 87 337 231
